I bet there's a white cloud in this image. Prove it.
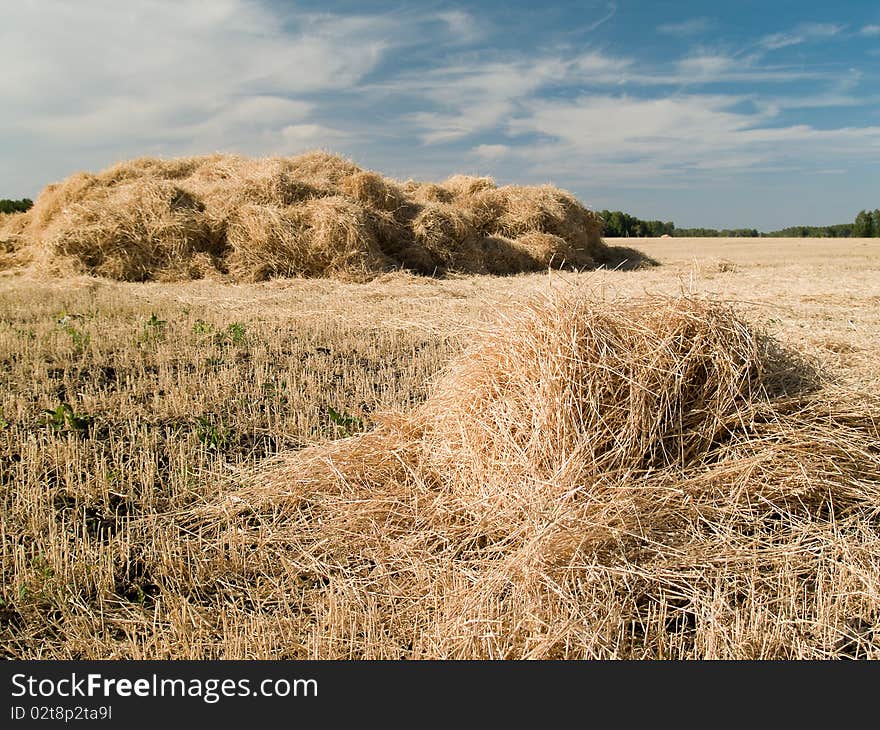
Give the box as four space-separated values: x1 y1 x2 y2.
1 2 389 106
860 25 880 36
32 95 318 147
501 94 880 186
279 124 350 150
509 94 755 155
669 52 834 85
393 46 835 147
402 57 571 143
0 0 391 159
471 144 510 160
759 22 844 50
391 51 637 144
658 18 713 36
433 10 485 43
582 2 618 33
571 52 633 76
677 54 738 77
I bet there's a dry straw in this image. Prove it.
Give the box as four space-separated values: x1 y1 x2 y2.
0 152 648 281
182 291 880 658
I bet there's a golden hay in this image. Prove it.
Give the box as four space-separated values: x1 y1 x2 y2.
416 296 807 500
13 151 648 281
183 292 880 658
440 174 497 197
0 212 29 253
223 203 304 281
405 181 456 204
512 231 594 269
283 149 362 188
0 211 29 236
226 197 388 281
0 213 27 270
338 171 405 213
203 158 327 212
492 185 602 243
411 203 479 267
43 179 220 281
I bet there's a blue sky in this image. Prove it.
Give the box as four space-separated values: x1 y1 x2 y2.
3 1 879 230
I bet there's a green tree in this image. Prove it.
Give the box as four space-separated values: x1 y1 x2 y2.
853 210 874 237
0 198 33 214
608 211 627 236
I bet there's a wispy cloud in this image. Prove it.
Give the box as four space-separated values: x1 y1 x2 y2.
393 47 833 147
860 24 880 36
0 1 489 163
432 10 486 44
657 17 713 36
471 144 510 161
403 58 569 143
676 54 738 78
496 93 880 189
0 0 393 156
759 22 844 50
390 44 840 147
397 53 629 144
671 51 842 86
583 2 618 33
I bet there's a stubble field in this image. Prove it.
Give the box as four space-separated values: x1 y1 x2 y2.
1 237 879 659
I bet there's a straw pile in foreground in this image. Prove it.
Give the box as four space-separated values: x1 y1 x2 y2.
180 292 880 659
0 152 648 281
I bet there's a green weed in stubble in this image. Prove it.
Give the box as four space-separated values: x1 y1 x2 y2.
226 322 247 345
140 312 166 344
195 415 231 451
192 319 247 347
40 402 93 435
57 311 90 356
192 319 214 336
22 555 58 603
326 405 365 438
214 321 247 346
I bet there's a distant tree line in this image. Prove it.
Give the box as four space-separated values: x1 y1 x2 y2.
598 210 675 237
673 227 760 238
0 198 33 214
852 209 880 237
599 209 880 238
763 223 853 238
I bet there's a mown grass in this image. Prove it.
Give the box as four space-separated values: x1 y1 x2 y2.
0 279 452 658
2 237 879 658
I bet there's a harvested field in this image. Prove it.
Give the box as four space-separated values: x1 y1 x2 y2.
0 152 648 282
1 237 879 659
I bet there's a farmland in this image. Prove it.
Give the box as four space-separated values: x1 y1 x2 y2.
1 236 879 658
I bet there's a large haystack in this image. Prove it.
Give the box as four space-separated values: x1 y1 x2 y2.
0 152 649 281
181 292 880 659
